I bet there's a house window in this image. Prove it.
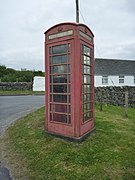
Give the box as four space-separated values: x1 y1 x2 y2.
102 76 108 85
119 76 124 84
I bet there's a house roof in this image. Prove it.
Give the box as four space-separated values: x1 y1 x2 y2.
94 58 135 76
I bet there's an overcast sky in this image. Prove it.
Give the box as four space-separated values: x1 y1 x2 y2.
0 0 135 70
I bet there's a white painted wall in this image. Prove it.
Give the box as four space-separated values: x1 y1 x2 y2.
94 76 135 87
33 76 45 91
32 76 135 90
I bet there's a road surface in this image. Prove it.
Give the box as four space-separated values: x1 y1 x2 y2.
0 95 45 136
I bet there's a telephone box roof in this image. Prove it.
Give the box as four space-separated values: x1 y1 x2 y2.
44 22 94 37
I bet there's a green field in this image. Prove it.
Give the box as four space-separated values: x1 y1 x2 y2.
1 105 135 180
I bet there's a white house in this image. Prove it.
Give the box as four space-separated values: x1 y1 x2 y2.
94 58 135 87
33 59 135 91
33 76 45 91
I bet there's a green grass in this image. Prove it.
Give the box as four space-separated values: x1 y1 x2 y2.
1 105 135 180
0 90 45 95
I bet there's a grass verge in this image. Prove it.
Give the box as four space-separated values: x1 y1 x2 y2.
0 90 45 95
1 105 135 179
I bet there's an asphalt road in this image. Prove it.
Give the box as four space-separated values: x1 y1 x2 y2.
0 95 45 136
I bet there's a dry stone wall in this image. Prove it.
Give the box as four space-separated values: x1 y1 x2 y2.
94 86 135 107
0 82 32 91
0 83 135 107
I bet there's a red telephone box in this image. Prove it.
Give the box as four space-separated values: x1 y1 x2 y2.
44 22 94 142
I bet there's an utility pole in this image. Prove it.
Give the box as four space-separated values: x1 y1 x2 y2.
76 0 79 23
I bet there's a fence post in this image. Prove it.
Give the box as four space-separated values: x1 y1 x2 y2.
125 90 128 118
100 90 103 111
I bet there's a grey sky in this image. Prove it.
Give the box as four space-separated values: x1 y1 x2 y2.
0 0 135 70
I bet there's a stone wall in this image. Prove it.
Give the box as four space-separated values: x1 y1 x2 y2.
94 86 135 107
1 83 135 107
0 82 32 91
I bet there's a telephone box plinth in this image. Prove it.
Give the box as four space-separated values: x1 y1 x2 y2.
44 22 94 142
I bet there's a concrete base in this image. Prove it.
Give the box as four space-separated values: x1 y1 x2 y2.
45 128 95 143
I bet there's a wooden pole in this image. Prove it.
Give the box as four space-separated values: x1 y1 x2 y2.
125 90 128 118
76 0 79 23
100 90 103 112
